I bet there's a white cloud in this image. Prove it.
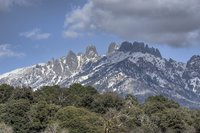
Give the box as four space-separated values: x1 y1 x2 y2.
64 0 200 47
0 44 25 58
63 30 79 39
20 29 51 40
0 0 32 11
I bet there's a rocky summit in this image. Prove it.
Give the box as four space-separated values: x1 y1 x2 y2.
1 41 200 108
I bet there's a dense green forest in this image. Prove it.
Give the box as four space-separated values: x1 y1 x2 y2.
0 84 200 133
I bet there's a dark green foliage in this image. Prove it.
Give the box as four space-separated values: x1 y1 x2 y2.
79 95 94 108
190 110 200 132
0 84 200 133
34 85 65 105
91 92 124 114
34 84 98 107
64 84 98 106
0 84 14 103
68 84 98 96
0 104 6 122
152 108 193 133
123 105 144 129
144 95 180 115
10 87 34 102
0 99 31 133
28 101 61 132
55 106 104 133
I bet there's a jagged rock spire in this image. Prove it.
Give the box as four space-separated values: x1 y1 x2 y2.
85 45 98 58
118 41 162 58
107 42 119 55
65 50 78 71
186 55 200 71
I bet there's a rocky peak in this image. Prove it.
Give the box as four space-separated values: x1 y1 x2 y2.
118 41 162 58
66 50 77 63
186 55 200 71
65 50 78 71
182 55 200 94
85 45 98 58
118 41 132 52
66 50 76 58
67 50 76 59
107 42 119 55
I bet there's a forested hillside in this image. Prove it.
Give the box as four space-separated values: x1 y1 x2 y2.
0 84 200 133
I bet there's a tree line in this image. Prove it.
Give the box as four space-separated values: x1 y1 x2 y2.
0 83 200 133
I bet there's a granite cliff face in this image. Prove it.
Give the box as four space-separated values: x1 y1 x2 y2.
0 41 200 108
183 55 200 94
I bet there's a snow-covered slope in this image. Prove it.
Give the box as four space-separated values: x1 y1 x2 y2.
0 45 100 90
1 41 200 108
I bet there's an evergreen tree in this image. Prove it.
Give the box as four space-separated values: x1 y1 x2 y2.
28 101 60 132
1 99 31 133
0 84 14 103
55 106 104 133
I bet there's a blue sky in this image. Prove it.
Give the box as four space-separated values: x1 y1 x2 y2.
0 0 200 74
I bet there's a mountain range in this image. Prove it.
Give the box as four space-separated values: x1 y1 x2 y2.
0 41 200 108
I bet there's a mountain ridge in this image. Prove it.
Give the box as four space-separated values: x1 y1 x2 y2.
1 41 200 108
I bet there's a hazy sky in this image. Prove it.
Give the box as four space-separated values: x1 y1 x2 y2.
0 0 200 74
